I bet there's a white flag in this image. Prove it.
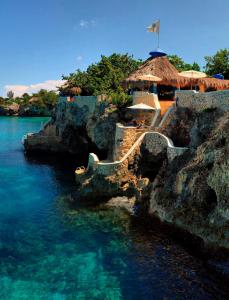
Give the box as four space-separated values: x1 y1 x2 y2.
147 20 160 33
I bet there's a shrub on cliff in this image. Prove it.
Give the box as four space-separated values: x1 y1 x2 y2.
204 48 229 79
110 92 133 108
60 53 142 96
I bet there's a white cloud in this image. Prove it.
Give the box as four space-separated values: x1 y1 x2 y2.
79 20 89 28
76 55 83 61
79 19 96 28
4 80 66 97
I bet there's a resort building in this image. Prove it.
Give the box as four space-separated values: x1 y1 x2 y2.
123 55 229 115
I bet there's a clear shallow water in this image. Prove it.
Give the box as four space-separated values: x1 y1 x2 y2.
0 117 228 300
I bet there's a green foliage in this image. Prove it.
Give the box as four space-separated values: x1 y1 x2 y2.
14 97 22 104
22 93 30 104
204 49 229 79
33 89 58 107
1 89 58 112
110 92 133 108
61 53 142 96
167 55 200 72
7 90 14 99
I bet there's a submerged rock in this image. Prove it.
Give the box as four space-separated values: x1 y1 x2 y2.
103 196 136 214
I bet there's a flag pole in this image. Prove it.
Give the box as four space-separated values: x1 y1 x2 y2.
157 20 160 48
157 31 160 48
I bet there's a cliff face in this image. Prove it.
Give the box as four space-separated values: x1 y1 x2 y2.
0 103 20 116
23 92 229 249
74 107 229 249
146 109 229 249
19 104 53 116
24 99 119 159
0 103 53 116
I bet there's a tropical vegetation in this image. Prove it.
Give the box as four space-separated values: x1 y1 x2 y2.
60 53 142 97
0 48 228 112
61 49 228 99
0 89 58 116
204 48 229 79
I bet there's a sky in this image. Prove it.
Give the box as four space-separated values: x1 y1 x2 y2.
0 0 228 96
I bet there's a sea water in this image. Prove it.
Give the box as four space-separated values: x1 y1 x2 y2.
0 117 227 300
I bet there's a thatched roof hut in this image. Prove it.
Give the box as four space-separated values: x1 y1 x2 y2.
124 56 229 90
59 85 82 96
124 56 193 88
197 77 229 90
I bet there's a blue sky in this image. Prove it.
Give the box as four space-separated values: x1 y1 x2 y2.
0 0 228 96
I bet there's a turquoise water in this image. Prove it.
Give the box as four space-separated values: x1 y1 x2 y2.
0 117 227 300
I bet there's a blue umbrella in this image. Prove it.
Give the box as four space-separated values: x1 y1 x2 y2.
213 74 224 80
149 48 167 58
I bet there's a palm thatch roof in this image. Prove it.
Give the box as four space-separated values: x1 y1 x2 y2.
60 85 82 96
198 77 229 90
124 56 192 88
124 56 229 90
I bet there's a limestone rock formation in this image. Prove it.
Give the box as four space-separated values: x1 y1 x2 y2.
23 91 229 250
19 104 53 116
75 106 229 249
0 102 53 117
148 110 229 249
24 98 119 159
0 102 20 116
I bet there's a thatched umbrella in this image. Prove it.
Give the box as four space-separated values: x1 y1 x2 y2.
68 87 82 96
179 70 207 79
179 70 207 89
135 74 162 91
127 103 156 125
127 103 156 110
60 85 82 97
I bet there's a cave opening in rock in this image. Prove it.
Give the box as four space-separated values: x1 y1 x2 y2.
61 125 108 162
204 188 218 215
139 160 164 182
134 150 166 183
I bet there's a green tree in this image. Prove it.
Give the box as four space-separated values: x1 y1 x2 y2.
0 97 4 105
34 89 58 108
204 48 229 79
167 55 200 72
22 93 30 104
7 90 14 99
191 62 200 71
61 53 142 96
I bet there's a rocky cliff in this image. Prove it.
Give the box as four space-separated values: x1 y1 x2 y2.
147 108 229 249
0 103 20 116
75 106 229 249
0 103 53 117
23 94 229 250
24 98 120 159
